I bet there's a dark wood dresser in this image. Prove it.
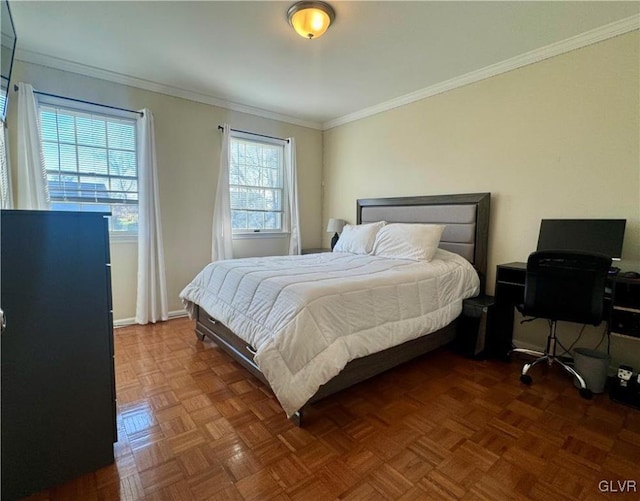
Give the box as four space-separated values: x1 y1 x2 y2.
1 210 116 500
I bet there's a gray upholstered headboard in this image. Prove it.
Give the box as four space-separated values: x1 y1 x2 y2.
357 193 490 291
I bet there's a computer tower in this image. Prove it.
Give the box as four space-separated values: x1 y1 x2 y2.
456 295 495 359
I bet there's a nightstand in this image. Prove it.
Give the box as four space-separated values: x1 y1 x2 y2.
301 248 331 254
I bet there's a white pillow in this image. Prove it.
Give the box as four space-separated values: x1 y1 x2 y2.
372 223 446 261
333 221 386 255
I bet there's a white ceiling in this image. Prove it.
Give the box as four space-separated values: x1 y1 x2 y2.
9 1 640 129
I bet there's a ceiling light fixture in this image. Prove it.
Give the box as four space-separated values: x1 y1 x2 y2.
287 1 335 40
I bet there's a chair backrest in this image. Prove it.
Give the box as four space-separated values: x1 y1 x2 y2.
522 250 612 325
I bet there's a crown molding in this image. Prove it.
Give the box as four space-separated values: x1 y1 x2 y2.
322 14 640 130
15 13 639 133
15 49 323 131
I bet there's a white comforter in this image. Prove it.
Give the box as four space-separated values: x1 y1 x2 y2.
180 249 479 416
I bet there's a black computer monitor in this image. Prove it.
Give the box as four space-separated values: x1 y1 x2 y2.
537 219 626 260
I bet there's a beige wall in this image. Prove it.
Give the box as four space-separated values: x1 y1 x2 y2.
6 61 323 321
323 33 640 368
6 33 639 368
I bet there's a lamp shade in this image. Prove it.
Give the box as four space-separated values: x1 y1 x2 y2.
287 1 335 39
326 218 345 233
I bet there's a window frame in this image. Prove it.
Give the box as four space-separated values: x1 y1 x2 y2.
37 95 140 237
229 130 289 239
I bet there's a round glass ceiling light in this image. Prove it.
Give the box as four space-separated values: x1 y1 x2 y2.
287 1 335 40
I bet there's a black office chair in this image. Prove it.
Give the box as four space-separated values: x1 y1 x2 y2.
510 250 612 399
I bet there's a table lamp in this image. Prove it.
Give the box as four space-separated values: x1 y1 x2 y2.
326 218 346 250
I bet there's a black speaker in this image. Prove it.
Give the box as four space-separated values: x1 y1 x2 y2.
455 295 495 359
610 310 640 338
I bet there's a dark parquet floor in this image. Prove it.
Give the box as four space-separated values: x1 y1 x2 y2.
24 317 640 500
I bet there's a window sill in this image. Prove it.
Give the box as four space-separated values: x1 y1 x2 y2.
232 232 290 240
110 233 138 244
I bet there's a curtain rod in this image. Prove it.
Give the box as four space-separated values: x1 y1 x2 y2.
218 125 289 143
13 84 143 117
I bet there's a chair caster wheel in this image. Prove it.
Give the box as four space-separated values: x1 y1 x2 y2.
520 374 532 385
579 388 593 400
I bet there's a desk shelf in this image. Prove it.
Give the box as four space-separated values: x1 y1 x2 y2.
609 279 640 339
610 332 640 341
612 305 640 314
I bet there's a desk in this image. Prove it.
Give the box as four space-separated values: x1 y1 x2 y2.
490 262 527 359
490 262 640 359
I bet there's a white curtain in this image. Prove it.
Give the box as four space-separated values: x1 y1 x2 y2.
0 120 14 209
285 137 301 255
16 82 49 209
135 108 168 324
211 123 234 261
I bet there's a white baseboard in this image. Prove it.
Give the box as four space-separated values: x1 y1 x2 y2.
511 340 546 353
113 309 189 328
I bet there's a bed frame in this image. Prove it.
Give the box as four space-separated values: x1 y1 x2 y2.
194 192 490 425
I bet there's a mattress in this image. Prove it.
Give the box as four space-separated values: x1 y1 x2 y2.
180 249 480 416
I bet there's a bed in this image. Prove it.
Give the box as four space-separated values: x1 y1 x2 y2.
180 192 490 424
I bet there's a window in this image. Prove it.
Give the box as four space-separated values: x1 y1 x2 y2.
39 103 138 232
229 132 286 234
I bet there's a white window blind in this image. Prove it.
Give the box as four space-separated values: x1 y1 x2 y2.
0 120 11 209
0 91 6 120
39 104 138 232
230 133 286 233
